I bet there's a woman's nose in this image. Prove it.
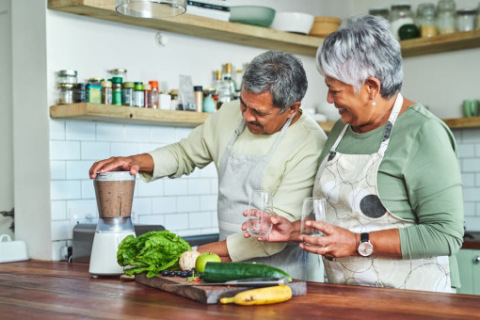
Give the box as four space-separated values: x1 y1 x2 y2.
326 93 334 104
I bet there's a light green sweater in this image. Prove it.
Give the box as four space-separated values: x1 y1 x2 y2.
319 103 464 288
143 100 327 262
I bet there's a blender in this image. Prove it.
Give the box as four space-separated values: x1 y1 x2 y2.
89 171 136 277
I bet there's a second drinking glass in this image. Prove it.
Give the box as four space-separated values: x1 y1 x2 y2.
246 190 273 237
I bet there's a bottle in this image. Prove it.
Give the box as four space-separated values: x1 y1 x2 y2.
389 4 415 40
122 82 134 106
234 68 244 94
74 83 87 103
170 89 179 110
223 63 236 94
437 0 457 35
133 82 144 107
194 86 204 112
86 78 103 104
111 77 123 106
101 80 112 105
456 8 477 32
202 88 216 113
144 83 152 108
149 81 159 109
417 3 438 38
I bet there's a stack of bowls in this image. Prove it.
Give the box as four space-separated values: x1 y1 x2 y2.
270 12 315 34
229 6 276 27
309 16 342 37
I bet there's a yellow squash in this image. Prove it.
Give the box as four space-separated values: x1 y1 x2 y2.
219 285 292 305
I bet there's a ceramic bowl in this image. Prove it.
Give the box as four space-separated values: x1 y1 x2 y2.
309 16 342 38
229 6 276 28
270 12 314 34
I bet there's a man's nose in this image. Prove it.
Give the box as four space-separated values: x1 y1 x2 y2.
242 108 256 122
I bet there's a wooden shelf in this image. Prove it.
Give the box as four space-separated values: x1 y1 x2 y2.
442 116 480 130
48 0 480 57
49 103 336 132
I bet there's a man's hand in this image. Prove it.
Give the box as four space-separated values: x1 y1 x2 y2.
89 153 154 179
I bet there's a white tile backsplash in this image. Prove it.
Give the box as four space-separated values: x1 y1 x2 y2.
50 120 219 250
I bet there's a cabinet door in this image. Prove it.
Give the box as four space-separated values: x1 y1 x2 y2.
457 249 480 295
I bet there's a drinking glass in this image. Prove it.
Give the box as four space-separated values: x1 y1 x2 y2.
300 197 326 237
246 190 273 237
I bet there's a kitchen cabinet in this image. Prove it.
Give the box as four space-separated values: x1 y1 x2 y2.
457 249 480 295
47 0 480 58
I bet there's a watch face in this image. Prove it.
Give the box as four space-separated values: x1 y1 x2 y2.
358 242 374 257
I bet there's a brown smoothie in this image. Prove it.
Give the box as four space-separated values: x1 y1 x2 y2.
94 172 135 218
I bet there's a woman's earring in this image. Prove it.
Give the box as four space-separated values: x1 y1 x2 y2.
371 97 376 106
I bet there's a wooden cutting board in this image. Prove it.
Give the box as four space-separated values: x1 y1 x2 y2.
135 274 307 304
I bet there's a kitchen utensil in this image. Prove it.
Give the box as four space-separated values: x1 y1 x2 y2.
0 234 29 263
309 16 342 38
89 171 136 277
229 6 275 28
270 12 314 34
246 190 273 237
175 277 289 287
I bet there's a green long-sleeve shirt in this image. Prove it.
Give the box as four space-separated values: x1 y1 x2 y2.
318 103 464 287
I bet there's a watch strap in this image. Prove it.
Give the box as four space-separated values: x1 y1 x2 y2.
360 232 369 243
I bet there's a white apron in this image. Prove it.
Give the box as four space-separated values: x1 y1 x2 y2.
313 94 451 292
217 115 306 280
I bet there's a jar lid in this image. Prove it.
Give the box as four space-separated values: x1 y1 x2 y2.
58 70 77 77
58 83 74 89
170 89 179 95
144 83 152 90
111 76 123 83
149 80 159 88
123 82 134 88
369 7 389 14
457 8 478 15
391 3 412 10
87 77 104 84
194 85 203 91
134 82 144 90
100 80 112 87
95 171 135 181
108 68 127 75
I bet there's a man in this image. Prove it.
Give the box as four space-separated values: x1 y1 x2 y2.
89 51 327 279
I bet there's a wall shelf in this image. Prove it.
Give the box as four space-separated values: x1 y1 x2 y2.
50 104 480 132
48 0 480 58
49 103 336 132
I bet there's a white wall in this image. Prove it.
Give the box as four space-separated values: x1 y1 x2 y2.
9 0 480 260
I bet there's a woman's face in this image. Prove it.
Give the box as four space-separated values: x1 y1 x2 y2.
324 76 372 128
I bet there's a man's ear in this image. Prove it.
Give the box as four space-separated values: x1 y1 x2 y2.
288 101 301 116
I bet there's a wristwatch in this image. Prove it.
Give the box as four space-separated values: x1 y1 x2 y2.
357 232 374 257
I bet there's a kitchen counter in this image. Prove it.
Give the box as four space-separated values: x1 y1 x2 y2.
463 231 480 250
1 260 479 319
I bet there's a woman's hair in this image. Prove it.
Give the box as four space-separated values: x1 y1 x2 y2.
242 50 308 113
316 15 403 99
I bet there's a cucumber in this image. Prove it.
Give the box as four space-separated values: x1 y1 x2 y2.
203 262 292 283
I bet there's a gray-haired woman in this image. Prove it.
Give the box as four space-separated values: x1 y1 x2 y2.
244 15 464 292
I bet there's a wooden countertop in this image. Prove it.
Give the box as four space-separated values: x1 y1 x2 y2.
1 260 479 319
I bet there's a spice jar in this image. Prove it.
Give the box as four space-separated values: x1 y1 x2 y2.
202 88 216 113
456 8 477 32
57 70 77 84
389 4 415 40
101 80 112 105
149 81 159 109
57 83 74 104
194 85 203 112
437 0 457 34
74 83 87 103
111 77 123 106
159 91 171 110
133 82 144 107
144 83 153 108
417 3 438 37
122 82 134 106
369 7 390 20
170 89 179 110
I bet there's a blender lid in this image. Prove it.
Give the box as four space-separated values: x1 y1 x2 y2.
95 171 135 181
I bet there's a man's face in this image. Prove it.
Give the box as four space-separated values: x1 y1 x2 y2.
239 90 293 135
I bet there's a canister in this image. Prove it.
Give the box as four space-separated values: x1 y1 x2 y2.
101 80 113 105
111 77 123 106
133 82 144 107
57 70 78 84
74 83 88 103
122 82 134 106
57 83 74 104
456 8 477 32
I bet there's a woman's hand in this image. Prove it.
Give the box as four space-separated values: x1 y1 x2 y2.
241 211 302 243
89 153 154 179
299 221 358 259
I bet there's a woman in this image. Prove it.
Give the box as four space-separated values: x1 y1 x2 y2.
244 15 464 292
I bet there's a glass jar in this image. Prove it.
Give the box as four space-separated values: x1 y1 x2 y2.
74 83 87 103
57 70 77 84
170 89 179 110
202 88 216 113
101 80 112 105
194 85 203 112
122 82 134 106
57 83 74 104
133 82 144 107
111 77 123 106
456 8 477 32
107 68 127 82
417 3 438 37
437 0 457 34
369 7 390 20
389 4 415 40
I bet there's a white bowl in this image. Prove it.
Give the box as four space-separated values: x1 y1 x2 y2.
270 12 314 34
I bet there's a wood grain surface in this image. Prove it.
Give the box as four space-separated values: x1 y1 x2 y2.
1 260 480 320
135 273 306 304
